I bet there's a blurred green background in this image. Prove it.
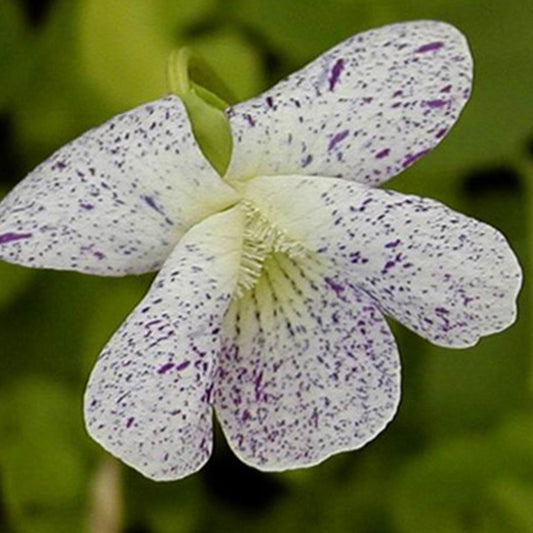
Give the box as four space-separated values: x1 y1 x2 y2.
0 1 532 532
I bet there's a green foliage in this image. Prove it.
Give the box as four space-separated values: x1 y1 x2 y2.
0 379 89 533
392 415 533 533
0 1 28 111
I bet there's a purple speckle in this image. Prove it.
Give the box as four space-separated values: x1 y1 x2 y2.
126 417 135 429
253 371 263 401
0 232 32 244
310 408 319 428
142 195 172 224
266 96 274 108
52 160 67 171
203 383 214 404
385 239 401 249
80 202 94 210
329 58 345 91
301 154 313 168
245 114 256 127
435 128 447 139
382 260 396 273
375 148 390 159
441 84 452 93
325 277 345 297
175 360 190 371
426 99 447 109
158 362 175 374
416 42 444 53
143 195 159 212
402 148 432 168
328 130 349 151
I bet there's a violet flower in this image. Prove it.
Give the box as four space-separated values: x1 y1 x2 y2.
0 21 521 480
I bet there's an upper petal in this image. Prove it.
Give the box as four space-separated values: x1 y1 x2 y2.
84 206 244 481
0 96 239 276
225 20 472 186
244 176 522 348
215 255 400 471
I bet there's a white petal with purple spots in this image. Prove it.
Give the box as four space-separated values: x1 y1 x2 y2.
0 96 239 276
84 207 244 481
215 255 400 471
225 20 472 186
244 176 521 347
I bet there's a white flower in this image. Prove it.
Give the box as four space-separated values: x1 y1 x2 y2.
0 21 521 481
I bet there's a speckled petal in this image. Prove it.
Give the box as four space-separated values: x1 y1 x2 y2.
225 20 472 186
244 176 522 347
84 207 244 481
215 255 400 471
0 96 239 276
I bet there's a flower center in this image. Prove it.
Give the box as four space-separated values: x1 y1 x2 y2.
234 201 307 298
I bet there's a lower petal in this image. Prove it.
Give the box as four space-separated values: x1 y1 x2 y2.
84 207 244 481
215 254 400 471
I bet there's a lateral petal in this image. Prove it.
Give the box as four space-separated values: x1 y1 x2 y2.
84 207 244 481
0 96 239 275
244 175 522 347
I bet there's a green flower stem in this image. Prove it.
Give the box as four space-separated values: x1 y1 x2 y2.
167 48 192 96
86 456 123 533
167 48 233 176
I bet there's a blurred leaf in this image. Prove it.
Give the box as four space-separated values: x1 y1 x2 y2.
77 0 262 110
0 261 34 311
392 414 533 533
78 0 182 108
226 0 389 66
0 378 88 531
11 0 113 160
124 468 203 533
79 277 148 378
490 478 533 532
0 0 29 110
189 29 265 101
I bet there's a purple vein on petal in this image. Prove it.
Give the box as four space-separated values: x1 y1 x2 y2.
325 277 345 297
425 99 447 109
375 148 391 159
416 42 444 53
158 363 175 374
0 232 32 244
329 58 345 91
142 195 174 225
328 130 349 151
402 148 432 168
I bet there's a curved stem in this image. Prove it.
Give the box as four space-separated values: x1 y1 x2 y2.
166 47 234 105
85 456 123 533
167 48 192 98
